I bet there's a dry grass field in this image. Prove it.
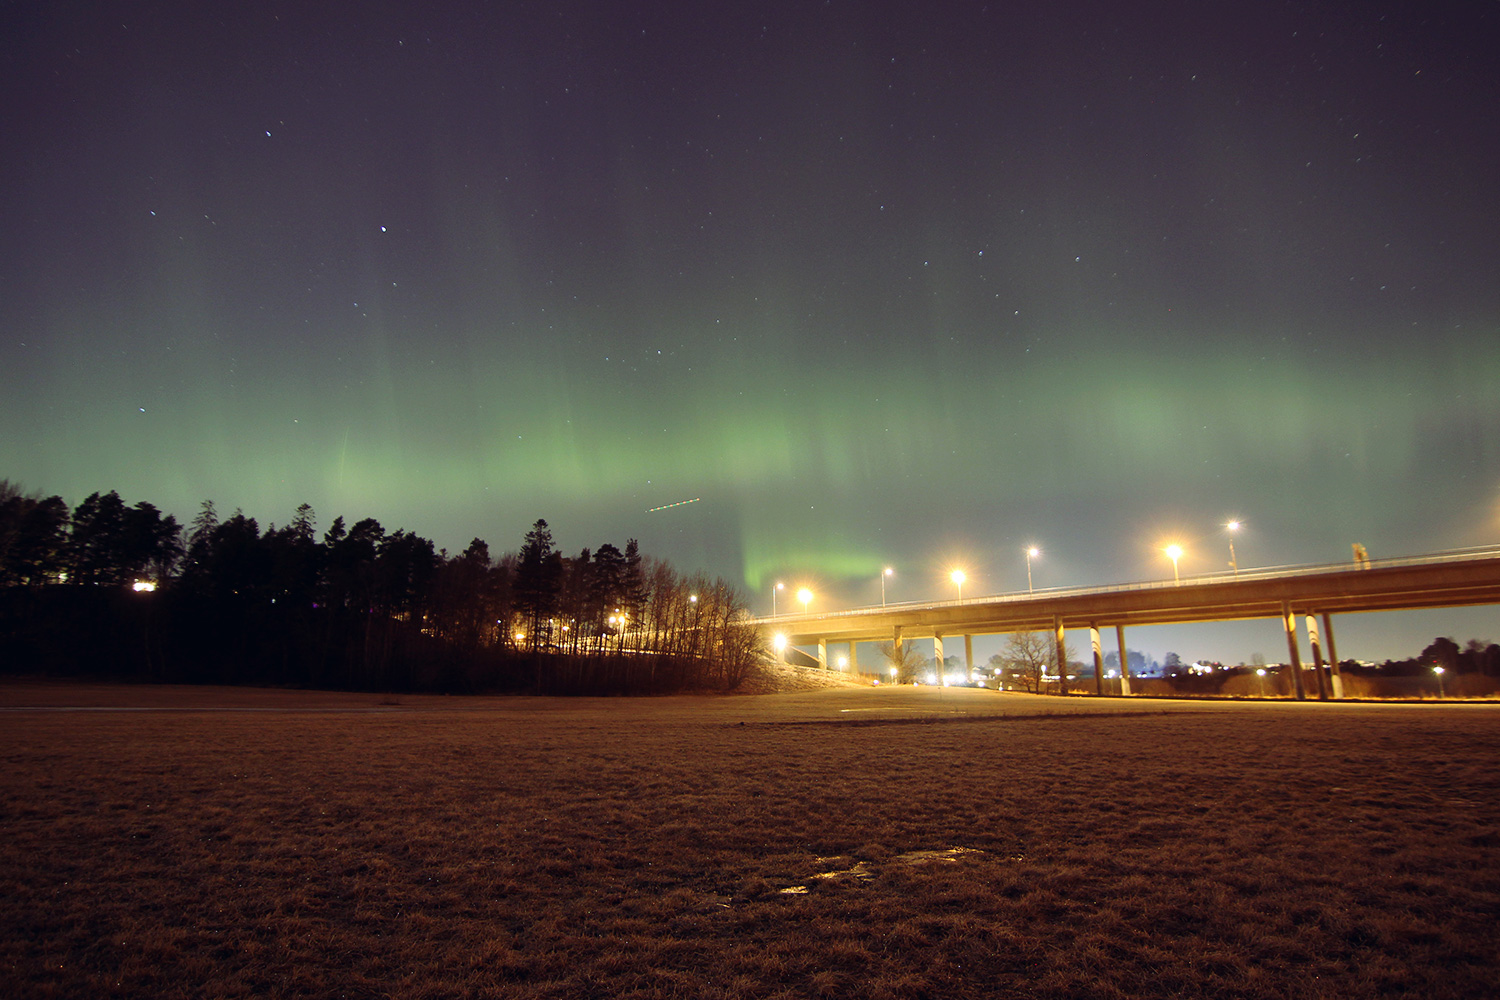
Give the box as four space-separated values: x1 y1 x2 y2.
3 682 1498 999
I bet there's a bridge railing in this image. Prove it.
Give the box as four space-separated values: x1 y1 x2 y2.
758 544 1500 624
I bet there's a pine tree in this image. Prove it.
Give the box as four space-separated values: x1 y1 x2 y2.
513 519 561 651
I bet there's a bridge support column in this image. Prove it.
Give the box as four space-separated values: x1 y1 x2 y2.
848 641 859 673
1090 625 1104 696
1116 624 1133 696
964 635 974 679
933 634 946 685
818 638 828 670
1283 602 1307 700
1306 615 1329 701
1054 617 1069 695
892 627 904 683
1321 612 1344 699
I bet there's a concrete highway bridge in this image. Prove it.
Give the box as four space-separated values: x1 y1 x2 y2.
754 548 1500 700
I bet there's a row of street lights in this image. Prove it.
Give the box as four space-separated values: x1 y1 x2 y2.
775 521 1245 615
775 545 1044 616
939 545 1041 605
1164 519 1244 584
770 581 814 617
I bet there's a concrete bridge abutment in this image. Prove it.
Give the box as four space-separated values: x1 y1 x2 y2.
1321 612 1344 699
1283 601 1308 700
1116 624 1133 696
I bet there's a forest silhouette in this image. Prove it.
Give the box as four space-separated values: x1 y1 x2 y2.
0 482 761 694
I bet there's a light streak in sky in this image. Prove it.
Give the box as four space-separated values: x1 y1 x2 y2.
646 498 701 513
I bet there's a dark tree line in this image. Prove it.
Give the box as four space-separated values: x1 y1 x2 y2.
1349 636 1500 678
0 481 763 694
0 484 181 587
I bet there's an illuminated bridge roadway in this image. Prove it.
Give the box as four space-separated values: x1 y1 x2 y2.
754 548 1500 701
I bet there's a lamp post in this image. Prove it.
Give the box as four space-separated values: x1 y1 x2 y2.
950 569 966 602
1226 520 1241 577
1025 547 1039 593
1165 544 1183 583
882 567 893 607
797 588 812 615
773 581 784 618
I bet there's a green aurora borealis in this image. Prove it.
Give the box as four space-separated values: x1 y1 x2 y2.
3 2 1498 661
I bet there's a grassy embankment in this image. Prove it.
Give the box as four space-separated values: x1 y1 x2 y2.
2 683 1498 999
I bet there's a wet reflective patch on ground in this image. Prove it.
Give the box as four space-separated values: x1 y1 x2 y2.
778 847 990 894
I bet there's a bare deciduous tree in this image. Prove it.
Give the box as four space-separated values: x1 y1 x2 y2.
877 639 927 684
1002 630 1073 694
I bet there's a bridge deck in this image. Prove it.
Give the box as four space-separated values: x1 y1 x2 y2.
759 551 1500 645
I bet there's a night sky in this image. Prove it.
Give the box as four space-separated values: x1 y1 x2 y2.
4 2 1498 663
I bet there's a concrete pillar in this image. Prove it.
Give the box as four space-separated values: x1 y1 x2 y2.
849 641 859 673
933 633 946 686
893 626 904 683
1090 625 1104 696
1283 602 1307 700
1054 616 1069 695
1321 612 1344 699
964 635 974 679
818 637 828 670
1116 624 1133 696
1305 615 1329 701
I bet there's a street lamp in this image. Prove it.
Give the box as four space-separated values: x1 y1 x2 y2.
797 587 812 614
1165 544 1183 583
1025 546 1039 593
1226 520 1241 577
950 569 966 602
773 581 784 618
882 567 893 606
1433 665 1446 699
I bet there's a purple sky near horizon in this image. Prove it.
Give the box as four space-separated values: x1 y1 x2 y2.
2 2 1497 663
